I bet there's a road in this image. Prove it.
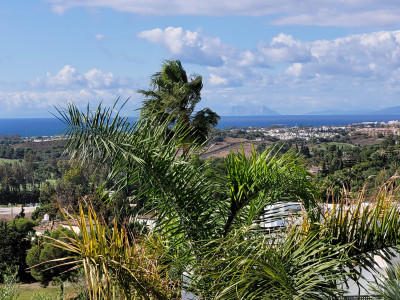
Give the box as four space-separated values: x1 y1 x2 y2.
0 206 36 215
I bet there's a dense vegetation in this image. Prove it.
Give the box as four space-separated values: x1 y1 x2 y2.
44 99 400 299
312 137 400 194
0 217 36 282
209 127 400 198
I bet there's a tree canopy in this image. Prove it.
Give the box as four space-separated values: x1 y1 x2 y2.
138 60 220 144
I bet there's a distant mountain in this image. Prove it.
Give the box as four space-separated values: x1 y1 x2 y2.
305 109 372 115
229 105 279 116
373 106 400 114
306 106 400 115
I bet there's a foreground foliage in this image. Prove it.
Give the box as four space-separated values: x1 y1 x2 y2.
194 227 349 300
55 100 324 297
0 265 19 300
369 261 400 300
40 203 177 300
308 176 400 274
200 176 400 299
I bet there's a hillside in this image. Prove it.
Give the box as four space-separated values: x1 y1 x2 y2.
373 106 400 114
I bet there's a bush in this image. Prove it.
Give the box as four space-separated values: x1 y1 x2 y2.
26 228 77 287
7 218 37 234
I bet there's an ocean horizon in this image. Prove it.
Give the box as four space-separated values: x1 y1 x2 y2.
1 114 400 137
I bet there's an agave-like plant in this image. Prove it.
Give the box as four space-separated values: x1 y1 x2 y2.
37 202 177 300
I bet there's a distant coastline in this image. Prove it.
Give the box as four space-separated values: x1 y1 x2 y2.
1 115 400 136
216 114 400 129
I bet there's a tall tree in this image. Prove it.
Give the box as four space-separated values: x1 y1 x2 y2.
138 60 220 144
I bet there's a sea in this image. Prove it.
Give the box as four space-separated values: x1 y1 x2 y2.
1 115 400 137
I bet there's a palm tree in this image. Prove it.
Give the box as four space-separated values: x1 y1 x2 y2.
57 100 319 242
55 100 322 295
222 146 318 236
138 60 220 144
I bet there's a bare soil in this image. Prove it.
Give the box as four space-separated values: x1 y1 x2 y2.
202 137 268 158
0 207 35 221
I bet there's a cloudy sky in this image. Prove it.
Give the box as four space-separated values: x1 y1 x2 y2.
1 1 400 117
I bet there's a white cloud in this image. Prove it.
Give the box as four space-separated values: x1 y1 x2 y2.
0 88 139 116
141 26 389 88
213 30 400 86
46 65 85 88
138 27 232 66
258 33 312 63
0 66 139 116
7 25 400 115
285 63 303 77
138 27 400 90
155 28 400 113
32 65 128 90
45 0 400 27
209 74 228 86
84 68 116 88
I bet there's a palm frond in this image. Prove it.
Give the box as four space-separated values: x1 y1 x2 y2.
303 175 400 287
223 145 318 235
194 226 349 300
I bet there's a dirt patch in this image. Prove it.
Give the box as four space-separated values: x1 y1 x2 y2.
202 137 268 158
0 212 33 222
0 207 35 221
352 137 384 146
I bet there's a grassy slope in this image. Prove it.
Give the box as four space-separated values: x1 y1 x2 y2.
17 283 81 299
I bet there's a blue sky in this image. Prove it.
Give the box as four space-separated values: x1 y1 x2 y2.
1 1 400 117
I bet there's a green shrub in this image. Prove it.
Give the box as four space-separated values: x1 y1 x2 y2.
26 227 77 287
7 218 37 234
